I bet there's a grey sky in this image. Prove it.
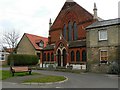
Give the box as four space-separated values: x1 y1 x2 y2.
0 0 119 48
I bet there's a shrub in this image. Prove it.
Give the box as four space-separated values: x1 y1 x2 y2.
7 54 39 66
108 61 119 74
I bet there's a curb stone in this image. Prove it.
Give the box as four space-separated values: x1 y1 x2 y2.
21 76 68 85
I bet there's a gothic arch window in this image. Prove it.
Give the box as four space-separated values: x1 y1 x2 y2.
47 53 50 61
51 52 54 61
68 21 72 41
82 50 86 61
76 50 80 62
63 24 66 39
73 22 78 40
71 51 74 62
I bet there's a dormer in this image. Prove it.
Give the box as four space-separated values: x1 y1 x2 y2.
38 40 44 47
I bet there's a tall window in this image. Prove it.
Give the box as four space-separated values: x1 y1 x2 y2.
43 53 46 61
73 22 78 40
68 22 72 41
63 24 66 39
71 51 74 62
82 50 86 61
47 53 50 61
99 30 107 41
51 53 54 61
100 50 108 63
76 51 80 62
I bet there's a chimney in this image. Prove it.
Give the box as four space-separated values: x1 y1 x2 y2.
93 3 98 19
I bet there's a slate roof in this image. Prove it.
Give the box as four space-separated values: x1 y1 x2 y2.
43 40 86 50
86 18 120 29
25 33 48 50
43 45 54 51
69 40 86 48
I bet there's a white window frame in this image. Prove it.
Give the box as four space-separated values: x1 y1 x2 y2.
100 50 108 62
98 30 107 41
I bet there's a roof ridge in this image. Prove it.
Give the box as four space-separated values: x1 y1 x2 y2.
97 18 120 22
25 33 48 39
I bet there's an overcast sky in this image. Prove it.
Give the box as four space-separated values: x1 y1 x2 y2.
0 0 119 48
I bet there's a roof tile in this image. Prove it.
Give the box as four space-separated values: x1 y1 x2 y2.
25 33 48 50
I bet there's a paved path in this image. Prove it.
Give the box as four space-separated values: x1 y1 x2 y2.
1 68 119 88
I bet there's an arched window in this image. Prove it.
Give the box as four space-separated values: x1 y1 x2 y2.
51 53 54 61
71 51 74 62
63 24 66 39
43 53 46 61
73 22 78 40
82 50 86 61
68 22 72 41
76 51 80 62
47 53 50 61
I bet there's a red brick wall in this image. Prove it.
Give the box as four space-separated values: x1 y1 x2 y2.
69 48 86 63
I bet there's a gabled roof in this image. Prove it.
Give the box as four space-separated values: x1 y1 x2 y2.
86 18 120 29
2 48 14 53
24 33 48 50
50 1 95 30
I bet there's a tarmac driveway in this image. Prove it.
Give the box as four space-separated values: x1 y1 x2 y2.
2 68 118 88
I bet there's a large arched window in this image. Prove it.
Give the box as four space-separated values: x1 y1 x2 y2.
76 50 80 62
82 50 86 62
63 24 66 39
71 51 74 62
43 53 46 61
47 53 50 61
68 22 72 41
73 22 78 40
51 53 54 61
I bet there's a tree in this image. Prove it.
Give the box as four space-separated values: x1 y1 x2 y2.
2 30 19 66
3 30 19 50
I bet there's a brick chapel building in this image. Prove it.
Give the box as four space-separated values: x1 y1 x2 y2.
41 0 102 69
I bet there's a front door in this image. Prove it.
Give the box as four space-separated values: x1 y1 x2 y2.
57 49 61 66
63 49 67 67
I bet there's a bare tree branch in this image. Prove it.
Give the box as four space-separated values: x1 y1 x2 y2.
2 30 19 53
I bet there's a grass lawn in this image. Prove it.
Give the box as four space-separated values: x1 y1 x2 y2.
0 70 12 80
0 70 40 80
24 75 66 83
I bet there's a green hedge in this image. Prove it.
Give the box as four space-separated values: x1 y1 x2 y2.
7 54 39 66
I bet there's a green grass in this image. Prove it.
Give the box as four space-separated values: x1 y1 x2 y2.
0 70 40 80
0 70 12 80
24 75 66 83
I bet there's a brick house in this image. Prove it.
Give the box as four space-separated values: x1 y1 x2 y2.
86 18 120 64
41 0 101 69
16 33 48 64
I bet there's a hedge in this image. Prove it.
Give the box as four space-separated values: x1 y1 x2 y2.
7 54 39 66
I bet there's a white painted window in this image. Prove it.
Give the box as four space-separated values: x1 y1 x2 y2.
100 50 108 63
99 30 107 41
